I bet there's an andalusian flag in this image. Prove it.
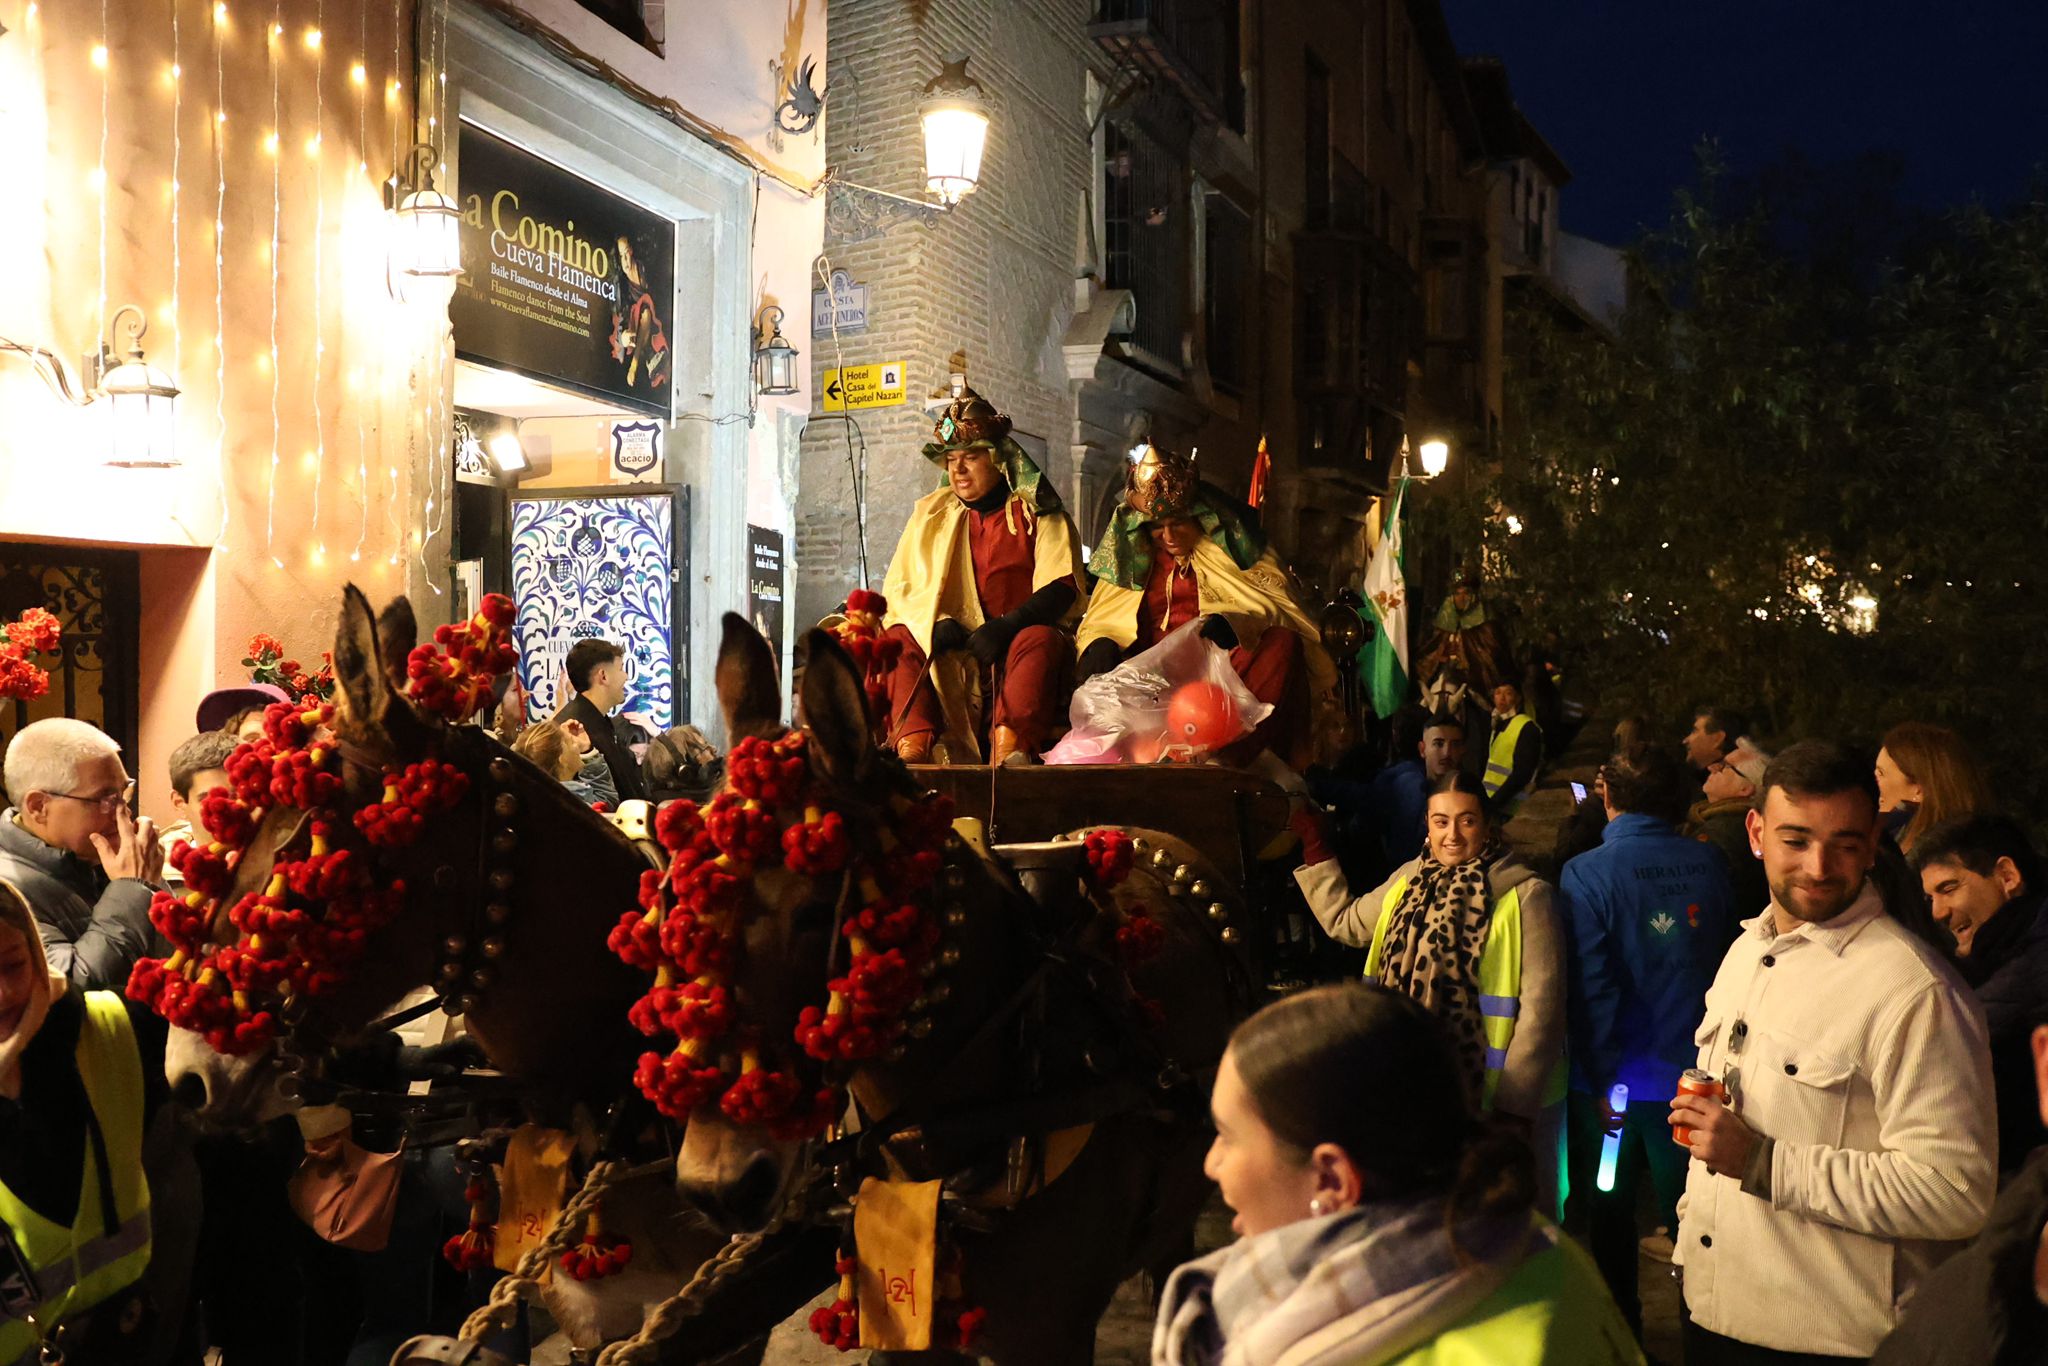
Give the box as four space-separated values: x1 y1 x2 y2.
1362 478 1411 718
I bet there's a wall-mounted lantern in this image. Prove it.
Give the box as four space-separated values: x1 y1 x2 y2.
0 303 182 467
386 142 463 307
753 305 799 396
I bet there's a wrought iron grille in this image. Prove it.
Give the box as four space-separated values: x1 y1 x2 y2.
1103 121 1187 366
0 547 140 774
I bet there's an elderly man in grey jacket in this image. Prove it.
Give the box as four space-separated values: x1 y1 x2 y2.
0 717 163 989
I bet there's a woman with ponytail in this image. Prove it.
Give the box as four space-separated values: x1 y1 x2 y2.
1154 983 1638 1366
1293 769 1568 1215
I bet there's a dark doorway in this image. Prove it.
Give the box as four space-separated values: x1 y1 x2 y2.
0 544 142 767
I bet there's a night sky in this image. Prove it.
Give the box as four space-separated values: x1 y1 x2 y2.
1442 2 2048 247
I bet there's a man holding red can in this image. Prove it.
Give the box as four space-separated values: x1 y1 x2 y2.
1669 741 1995 1364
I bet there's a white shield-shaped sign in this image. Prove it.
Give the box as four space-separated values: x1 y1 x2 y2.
610 420 663 483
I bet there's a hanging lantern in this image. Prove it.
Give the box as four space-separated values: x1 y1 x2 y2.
97 305 181 468
920 57 989 207
1417 438 1450 479
388 143 463 307
753 305 798 396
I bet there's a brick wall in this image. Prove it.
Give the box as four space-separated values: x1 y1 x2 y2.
795 0 1096 629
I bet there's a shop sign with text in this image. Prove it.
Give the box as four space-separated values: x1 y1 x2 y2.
452 123 677 417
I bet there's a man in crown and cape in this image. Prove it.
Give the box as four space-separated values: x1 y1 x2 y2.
877 387 1085 766
1075 441 1335 769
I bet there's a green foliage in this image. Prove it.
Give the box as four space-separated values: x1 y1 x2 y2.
1452 157 2048 813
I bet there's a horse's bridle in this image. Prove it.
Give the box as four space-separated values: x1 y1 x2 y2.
269 723 526 1103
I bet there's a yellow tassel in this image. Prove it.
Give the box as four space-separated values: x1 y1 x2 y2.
310 830 329 857
381 783 400 804
654 965 674 988
165 949 188 974
676 1036 703 1060
184 890 207 908
265 873 287 900
232 989 249 1011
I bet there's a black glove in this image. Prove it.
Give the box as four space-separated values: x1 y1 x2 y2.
1076 638 1123 683
931 618 969 654
968 613 1023 666
1199 614 1240 650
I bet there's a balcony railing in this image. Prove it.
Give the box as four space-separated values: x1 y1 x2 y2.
1090 0 1233 127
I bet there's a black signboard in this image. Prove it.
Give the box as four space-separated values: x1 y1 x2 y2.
747 527 785 646
452 123 676 417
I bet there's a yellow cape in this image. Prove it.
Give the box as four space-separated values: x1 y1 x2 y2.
882 488 1083 654
1075 541 1338 697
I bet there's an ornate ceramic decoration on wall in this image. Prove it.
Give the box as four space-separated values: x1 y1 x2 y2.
509 490 679 730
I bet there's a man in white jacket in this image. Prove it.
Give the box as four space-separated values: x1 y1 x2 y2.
1669 740 1995 1363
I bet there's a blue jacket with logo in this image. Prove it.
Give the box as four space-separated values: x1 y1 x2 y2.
1558 813 1735 1103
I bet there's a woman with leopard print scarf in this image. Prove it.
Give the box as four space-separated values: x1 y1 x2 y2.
1291 770 1568 1217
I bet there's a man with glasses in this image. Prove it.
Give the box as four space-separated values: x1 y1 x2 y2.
0 717 162 989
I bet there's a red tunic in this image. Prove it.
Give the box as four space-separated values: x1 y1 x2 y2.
1134 554 1203 650
884 500 1076 752
968 504 1054 616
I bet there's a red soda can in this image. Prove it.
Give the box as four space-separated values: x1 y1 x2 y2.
1675 1068 1726 1145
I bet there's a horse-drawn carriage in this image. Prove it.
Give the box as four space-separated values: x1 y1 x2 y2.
151 590 1297 1366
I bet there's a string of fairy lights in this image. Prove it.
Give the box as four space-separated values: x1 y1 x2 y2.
64 0 441 576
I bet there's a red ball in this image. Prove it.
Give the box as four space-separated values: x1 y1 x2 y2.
1166 681 1242 751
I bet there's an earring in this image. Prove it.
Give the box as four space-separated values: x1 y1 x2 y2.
1308 1197 1329 1216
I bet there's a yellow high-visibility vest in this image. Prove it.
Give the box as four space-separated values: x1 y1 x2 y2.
1484 714 1535 809
1376 1223 1640 1366
1368 874 1528 1110
0 992 152 1364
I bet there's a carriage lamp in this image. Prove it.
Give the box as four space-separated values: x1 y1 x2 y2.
920 57 990 206
1417 439 1450 479
386 142 463 307
753 305 799 396
0 303 182 467
96 306 183 467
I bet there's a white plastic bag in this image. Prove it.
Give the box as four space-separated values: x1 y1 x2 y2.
1045 618 1272 765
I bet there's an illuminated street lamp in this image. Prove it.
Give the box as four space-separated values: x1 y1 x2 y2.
919 58 990 206
0 303 181 466
96 306 182 467
827 54 992 232
1417 439 1450 478
386 143 463 307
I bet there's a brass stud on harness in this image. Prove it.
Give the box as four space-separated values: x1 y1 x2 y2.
469 967 495 990
444 933 467 956
944 866 967 891
1208 902 1229 923
909 1017 934 1039
484 902 511 925
488 756 514 783
480 936 506 959
1151 848 1173 870
492 792 519 820
491 829 518 856
1132 836 1151 853
939 946 961 969
1172 863 1193 886
1189 880 1210 899
944 906 967 929
1219 926 1242 945
438 962 463 984
488 868 514 893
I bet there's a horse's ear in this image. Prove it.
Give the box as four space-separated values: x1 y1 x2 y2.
797 626 871 786
375 598 417 691
716 613 782 743
332 584 391 732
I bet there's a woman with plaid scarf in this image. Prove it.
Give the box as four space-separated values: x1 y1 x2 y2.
1155 984 1638 1366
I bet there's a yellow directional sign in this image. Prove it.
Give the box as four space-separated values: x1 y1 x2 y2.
820 360 907 412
